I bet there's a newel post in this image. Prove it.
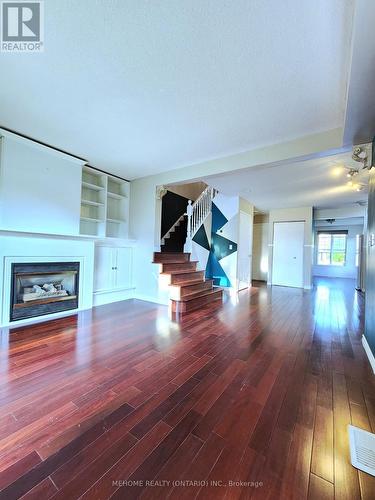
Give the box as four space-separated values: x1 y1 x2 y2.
184 200 193 253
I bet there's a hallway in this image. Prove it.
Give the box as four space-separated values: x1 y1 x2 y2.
0 278 374 499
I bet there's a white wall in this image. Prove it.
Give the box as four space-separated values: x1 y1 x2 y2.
0 132 83 236
237 198 254 288
130 131 343 303
313 223 363 279
268 207 313 289
252 214 269 281
314 206 366 220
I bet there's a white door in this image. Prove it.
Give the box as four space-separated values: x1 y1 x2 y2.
272 221 304 288
94 246 115 292
237 211 253 290
252 222 269 281
115 247 133 289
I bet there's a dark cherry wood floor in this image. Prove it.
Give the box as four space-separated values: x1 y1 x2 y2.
0 278 375 499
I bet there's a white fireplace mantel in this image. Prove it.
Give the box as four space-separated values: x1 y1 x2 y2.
0 233 95 327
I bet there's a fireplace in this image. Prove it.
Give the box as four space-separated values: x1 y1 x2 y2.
10 262 80 322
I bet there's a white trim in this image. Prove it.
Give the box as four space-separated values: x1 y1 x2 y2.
0 128 86 165
133 294 169 306
1 308 90 330
94 286 135 295
362 335 375 374
0 229 136 244
93 289 135 307
161 214 185 244
2 256 86 327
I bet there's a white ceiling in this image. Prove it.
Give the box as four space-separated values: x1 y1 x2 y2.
315 217 364 227
0 0 355 179
205 151 369 211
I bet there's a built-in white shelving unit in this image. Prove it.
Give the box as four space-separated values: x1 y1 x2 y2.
80 166 129 238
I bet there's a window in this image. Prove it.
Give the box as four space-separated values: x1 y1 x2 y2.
317 232 347 266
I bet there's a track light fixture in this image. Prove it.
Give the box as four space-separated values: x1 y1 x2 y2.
352 143 373 170
346 169 358 179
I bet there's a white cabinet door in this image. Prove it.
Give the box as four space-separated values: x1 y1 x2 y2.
94 246 115 292
272 221 304 288
115 247 132 289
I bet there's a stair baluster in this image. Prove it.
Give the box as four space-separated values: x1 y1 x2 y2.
184 186 215 252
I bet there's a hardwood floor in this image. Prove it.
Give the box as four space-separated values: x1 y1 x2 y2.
0 277 374 499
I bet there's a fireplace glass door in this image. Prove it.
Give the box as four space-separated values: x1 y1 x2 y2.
10 262 80 321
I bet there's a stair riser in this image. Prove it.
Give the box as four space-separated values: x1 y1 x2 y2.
171 290 223 313
170 271 205 285
162 262 197 273
169 280 213 300
153 252 190 263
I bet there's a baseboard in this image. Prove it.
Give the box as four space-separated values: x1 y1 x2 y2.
93 288 135 307
133 294 169 306
362 335 375 374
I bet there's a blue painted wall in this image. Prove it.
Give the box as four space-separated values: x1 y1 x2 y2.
205 201 237 287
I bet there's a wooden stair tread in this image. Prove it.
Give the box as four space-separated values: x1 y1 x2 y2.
152 259 191 264
171 279 214 293
172 278 205 286
159 261 199 269
152 250 223 314
175 288 222 302
171 288 223 313
160 268 201 275
175 279 214 290
153 252 190 263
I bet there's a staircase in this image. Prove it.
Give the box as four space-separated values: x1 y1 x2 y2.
153 252 223 313
160 215 187 252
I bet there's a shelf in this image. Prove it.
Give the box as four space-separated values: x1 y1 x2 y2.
81 199 104 207
83 166 101 176
107 192 127 200
107 218 125 224
80 217 104 223
80 166 129 239
82 182 104 191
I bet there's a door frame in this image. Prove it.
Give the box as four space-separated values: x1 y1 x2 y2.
237 210 253 291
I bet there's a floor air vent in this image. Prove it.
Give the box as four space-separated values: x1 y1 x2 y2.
348 425 375 477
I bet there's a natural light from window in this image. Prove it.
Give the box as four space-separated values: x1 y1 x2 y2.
355 234 360 267
317 232 347 266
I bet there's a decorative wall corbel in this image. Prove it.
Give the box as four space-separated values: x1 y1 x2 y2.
156 185 167 199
